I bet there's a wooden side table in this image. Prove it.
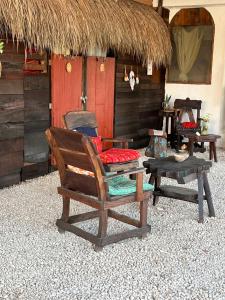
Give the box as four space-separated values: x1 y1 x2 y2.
143 156 215 223
159 109 177 148
186 134 221 162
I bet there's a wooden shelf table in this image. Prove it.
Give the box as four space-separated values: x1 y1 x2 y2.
143 156 215 223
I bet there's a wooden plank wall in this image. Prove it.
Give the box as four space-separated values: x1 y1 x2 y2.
22 75 50 180
0 41 24 187
114 54 165 148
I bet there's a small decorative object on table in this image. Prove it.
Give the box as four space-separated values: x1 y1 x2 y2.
201 113 210 135
162 94 171 110
174 150 189 162
145 129 167 159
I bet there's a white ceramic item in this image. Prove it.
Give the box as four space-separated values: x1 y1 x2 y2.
174 150 189 162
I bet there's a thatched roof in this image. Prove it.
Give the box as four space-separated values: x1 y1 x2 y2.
0 0 171 65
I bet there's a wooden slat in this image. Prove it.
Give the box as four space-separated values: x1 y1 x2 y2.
108 209 140 227
0 123 24 140
0 138 23 155
0 172 21 188
24 75 49 91
68 210 99 224
0 96 24 123
60 148 94 171
50 127 85 152
21 161 49 181
64 170 98 196
58 187 101 209
24 89 50 121
0 80 23 95
0 151 23 176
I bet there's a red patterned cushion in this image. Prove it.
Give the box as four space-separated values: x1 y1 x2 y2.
99 148 140 164
181 122 198 129
91 136 102 153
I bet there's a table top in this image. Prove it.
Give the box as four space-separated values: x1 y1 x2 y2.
143 156 212 183
185 133 221 142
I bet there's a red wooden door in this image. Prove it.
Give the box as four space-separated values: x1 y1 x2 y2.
87 57 115 138
51 55 83 128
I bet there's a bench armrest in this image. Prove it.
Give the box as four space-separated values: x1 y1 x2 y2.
104 167 145 182
102 137 133 148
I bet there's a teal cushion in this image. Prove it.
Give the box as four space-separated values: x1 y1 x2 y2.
108 175 154 196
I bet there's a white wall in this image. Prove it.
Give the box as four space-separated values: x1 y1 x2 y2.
154 1 225 147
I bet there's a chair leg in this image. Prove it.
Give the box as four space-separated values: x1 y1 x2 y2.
176 134 181 151
139 198 149 239
94 210 108 251
58 196 70 233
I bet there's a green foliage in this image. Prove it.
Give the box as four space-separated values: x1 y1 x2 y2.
0 41 4 54
164 94 171 104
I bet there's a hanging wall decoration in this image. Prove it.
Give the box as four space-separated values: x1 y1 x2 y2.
136 67 139 85
124 65 129 82
0 40 4 78
129 67 136 91
66 62 72 73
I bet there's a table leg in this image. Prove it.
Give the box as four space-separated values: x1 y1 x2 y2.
165 116 169 136
153 176 161 206
188 140 194 156
197 174 204 223
209 142 213 160
149 174 155 185
203 172 215 217
213 142 218 162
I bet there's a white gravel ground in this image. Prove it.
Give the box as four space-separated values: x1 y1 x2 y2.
0 150 225 300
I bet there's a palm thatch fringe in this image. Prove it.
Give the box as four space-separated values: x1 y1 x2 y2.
0 0 171 65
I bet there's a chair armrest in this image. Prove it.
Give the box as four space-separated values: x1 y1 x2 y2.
104 167 145 182
102 137 133 148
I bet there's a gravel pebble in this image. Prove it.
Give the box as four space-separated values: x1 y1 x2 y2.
0 149 225 300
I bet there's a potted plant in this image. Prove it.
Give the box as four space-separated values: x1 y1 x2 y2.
162 94 171 110
201 113 210 135
0 41 4 54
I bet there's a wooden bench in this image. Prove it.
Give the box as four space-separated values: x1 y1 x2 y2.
46 127 152 251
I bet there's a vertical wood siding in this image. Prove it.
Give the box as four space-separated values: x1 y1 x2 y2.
87 57 115 138
114 54 165 148
51 55 83 128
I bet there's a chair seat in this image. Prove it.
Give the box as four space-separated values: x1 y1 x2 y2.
108 175 154 196
99 148 140 164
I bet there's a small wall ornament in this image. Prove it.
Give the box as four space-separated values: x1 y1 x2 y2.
123 65 140 91
129 69 135 91
124 65 129 82
66 62 72 73
0 40 4 78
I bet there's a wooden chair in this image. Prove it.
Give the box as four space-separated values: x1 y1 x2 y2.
174 98 204 151
63 111 139 172
45 127 152 251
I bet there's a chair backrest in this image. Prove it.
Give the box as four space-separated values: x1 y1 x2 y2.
174 98 202 125
63 111 98 133
46 127 108 201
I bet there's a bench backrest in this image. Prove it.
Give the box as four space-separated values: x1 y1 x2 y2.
63 111 98 133
46 127 107 200
174 98 202 124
